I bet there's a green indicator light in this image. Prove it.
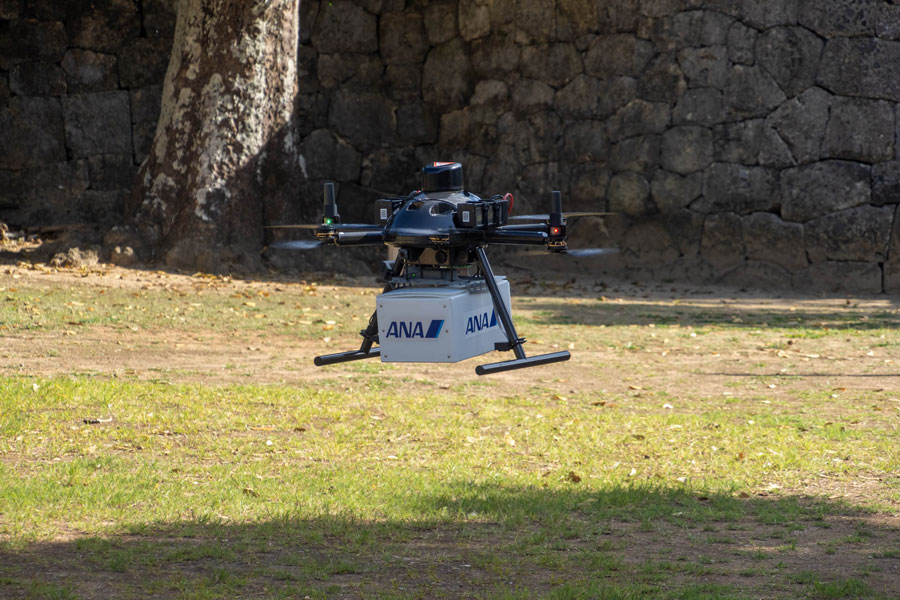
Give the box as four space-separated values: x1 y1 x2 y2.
324 218 333 225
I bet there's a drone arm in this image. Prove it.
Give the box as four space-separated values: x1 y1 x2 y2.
310 225 385 247
482 229 548 246
496 224 555 231
333 229 385 246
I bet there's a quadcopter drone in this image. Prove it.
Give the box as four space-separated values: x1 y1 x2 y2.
268 162 614 375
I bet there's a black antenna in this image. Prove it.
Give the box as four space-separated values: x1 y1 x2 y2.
549 191 563 227
323 182 339 225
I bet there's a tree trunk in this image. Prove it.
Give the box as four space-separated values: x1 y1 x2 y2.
119 0 301 272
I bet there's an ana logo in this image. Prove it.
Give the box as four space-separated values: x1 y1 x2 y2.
465 310 498 335
386 319 444 339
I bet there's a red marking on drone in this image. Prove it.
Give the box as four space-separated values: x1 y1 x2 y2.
504 192 514 213
432 161 455 166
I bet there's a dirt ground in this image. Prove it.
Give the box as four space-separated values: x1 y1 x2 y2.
2 256 900 598
3 258 900 393
4 260 899 500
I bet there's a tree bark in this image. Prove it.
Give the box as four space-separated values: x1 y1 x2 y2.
119 0 301 272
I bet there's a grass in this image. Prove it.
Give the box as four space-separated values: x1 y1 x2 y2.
1 375 897 598
1 267 899 597
0 270 371 341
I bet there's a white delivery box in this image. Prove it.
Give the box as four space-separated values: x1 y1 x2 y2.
376 278 511 363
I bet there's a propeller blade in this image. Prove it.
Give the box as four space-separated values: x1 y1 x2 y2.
508 211 616 222
515 247 619 257
565 212 618 218
566 248 619 257
507 214 549 222
265 223 384 230
267 240 323 251
265 224 320 229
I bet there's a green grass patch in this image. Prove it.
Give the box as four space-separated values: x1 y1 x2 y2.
1 374 898 597
2 275 900 598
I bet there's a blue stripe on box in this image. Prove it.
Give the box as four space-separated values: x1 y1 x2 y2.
425 319 444 338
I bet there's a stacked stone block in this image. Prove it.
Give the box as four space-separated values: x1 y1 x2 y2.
0 0 173 227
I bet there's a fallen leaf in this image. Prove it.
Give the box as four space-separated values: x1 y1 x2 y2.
242 487 259 497
567 471 581 483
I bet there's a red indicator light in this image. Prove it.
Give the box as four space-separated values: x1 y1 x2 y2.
550 226 561 235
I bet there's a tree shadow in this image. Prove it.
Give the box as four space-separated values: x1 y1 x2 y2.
519 297 900 330
1 482 897 599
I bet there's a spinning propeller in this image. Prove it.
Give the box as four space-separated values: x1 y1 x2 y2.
562 248 619 257
268 240 323 250
520 190 617 258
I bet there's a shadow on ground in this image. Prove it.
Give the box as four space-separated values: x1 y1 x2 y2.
521 298 900 330
2 483 897 599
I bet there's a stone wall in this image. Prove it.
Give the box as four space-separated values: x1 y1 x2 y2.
0 0 174 227
295 0 900 293
4 0 900 292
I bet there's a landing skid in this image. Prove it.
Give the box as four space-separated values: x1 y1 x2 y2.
471 247 570 375
313 348 380 366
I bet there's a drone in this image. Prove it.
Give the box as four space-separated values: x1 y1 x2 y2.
268 162 615 375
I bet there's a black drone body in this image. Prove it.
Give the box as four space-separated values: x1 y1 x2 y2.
269 162 613 375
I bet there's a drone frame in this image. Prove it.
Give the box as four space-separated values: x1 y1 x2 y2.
270 165 612 375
